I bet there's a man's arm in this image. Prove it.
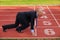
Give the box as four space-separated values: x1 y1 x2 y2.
34 18 37 27
30 17 34 30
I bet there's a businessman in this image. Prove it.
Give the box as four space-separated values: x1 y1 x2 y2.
2 9 43 35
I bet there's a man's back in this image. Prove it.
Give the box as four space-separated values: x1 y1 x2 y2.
17 11 37 23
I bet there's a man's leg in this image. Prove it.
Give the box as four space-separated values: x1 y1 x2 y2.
16 17 29 33
16 23 29 33
2 14 19 32
2 24 18 32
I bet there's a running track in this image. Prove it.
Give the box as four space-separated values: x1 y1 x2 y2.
0 6 60 38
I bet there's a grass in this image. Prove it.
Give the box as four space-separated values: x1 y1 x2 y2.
0 0 60 5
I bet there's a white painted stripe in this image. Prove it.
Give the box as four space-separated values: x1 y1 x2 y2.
33 5 37 36
47 6 60 27
34 27 37 36
0 37 60 39
34 6 35 11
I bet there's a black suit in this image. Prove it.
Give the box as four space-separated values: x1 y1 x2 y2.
2 11 37 32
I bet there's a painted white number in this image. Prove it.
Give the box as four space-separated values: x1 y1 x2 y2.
44 29 55 35
40 15 48 19
43 21 52 25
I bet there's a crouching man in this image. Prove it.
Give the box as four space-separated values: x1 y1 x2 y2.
2 9 43 36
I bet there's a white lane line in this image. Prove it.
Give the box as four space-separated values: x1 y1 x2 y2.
47 6 60 27
0 37 60 39
33 5 37 36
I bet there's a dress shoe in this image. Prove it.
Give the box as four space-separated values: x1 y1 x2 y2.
2 26 7 32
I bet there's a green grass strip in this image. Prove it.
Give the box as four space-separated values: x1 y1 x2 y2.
0 0 60 5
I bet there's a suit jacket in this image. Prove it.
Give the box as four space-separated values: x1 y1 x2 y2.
16 10 37 27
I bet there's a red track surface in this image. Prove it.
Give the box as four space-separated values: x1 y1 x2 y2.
0 6 60 38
